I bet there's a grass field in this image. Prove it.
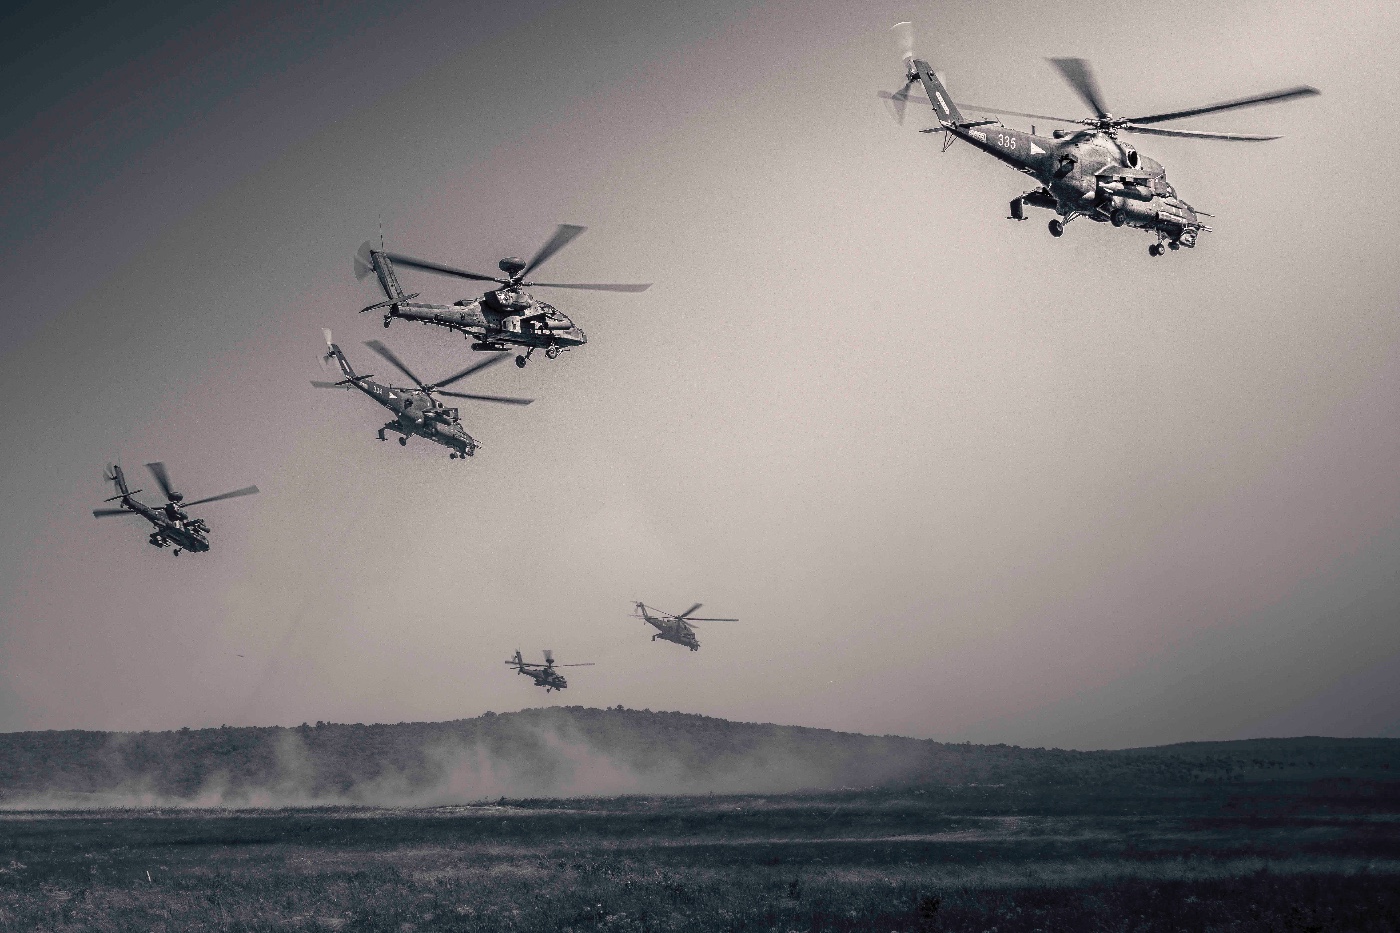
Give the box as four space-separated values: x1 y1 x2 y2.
2 781 1398 932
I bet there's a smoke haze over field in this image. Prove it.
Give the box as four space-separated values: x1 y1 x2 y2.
0 709 942 808
1 0 1399 747
4 709 1394 810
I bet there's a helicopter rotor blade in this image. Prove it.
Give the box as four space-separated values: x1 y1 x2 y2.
524 281 651 293
435 390 534 405
542 649 554 663
354 241 376 281
684 618 739 623
426 352 510 391
892 20 914 65
180 486 260 508
878 80 920 125
558 663 595 667
363 340 428 391
518 225 586 282
677 603 703 619
956 103 1084 125
145 462 179 502
1124 85 1318 126
93 508 139 518
1119 123 1281 142
382 252 507 285
1048 57 1111 120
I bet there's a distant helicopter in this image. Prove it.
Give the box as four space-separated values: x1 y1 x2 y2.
634 602 737 652
355 224 650 367
505 650 594 692
314 330 532 459
882 23 1318 255
92 462 258 555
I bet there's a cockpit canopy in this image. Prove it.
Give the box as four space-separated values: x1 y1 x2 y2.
484 288 533 314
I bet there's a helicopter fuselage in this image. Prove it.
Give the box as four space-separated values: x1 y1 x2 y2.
513 664 569 691
945 121 1204 245
114 497 211 552
351 377 480 456
384 290 586 355
640 610 700 651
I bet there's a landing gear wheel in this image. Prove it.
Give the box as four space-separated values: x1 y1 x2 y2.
382 318 391 329
1110 209 1127 228
1168 240 1180 251
515 355 527 368
449 453 457 459
173 549 181 556
398 436 407 446
1048 219 1064 238
546 346 560 360
1148 243 1164 257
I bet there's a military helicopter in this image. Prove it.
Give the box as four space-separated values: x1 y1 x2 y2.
505 650 594 692
355 224 650 367
313 330 532 459
92 462 258 555
882 24 1318 255
634 602 737 652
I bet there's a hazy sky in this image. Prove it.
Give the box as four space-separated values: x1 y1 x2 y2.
2 0 1397 749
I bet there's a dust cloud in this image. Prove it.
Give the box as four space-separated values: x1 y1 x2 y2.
0 708 935 809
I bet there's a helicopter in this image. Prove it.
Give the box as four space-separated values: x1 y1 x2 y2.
505 650 594 692
313 330 533 459
355 224 650 367
882 23 1318 255
92 462 259 555
634 602 737 652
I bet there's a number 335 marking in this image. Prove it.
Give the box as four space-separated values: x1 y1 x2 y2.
997 133 1018 150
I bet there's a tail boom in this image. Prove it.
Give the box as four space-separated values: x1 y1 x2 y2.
910 59 964 126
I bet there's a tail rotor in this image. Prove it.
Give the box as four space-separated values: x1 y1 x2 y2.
879 22 922 124
353 242 375 282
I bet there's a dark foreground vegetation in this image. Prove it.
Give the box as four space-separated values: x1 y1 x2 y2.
2 780 1399 931
1 711 1397 930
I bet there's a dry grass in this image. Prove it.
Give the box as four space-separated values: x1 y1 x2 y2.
2 783 1398 931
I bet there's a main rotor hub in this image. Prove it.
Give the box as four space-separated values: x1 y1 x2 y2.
498 257 526 276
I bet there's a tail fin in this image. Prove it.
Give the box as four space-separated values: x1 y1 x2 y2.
105 463 130 497
910 59 964 125
370 250 406 302
322 329 357 381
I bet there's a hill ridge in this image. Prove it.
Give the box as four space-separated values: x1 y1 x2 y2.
2 706 1396 808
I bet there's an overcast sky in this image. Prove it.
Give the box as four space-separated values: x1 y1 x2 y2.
1 0 1396 749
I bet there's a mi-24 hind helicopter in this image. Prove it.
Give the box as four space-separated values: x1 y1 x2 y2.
92 461 258 555
356 224 650 368
882 23 1318 255
635 602 738 652
505 650 594 692
314 330 532 459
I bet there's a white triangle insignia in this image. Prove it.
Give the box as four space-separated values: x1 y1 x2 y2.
1030 141 1045 155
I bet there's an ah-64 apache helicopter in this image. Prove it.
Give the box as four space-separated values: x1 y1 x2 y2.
635 602 738 652
314 330 532 459
92 461 259 555
505 650 594 692
356 224 650 367
882 23 1318 255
